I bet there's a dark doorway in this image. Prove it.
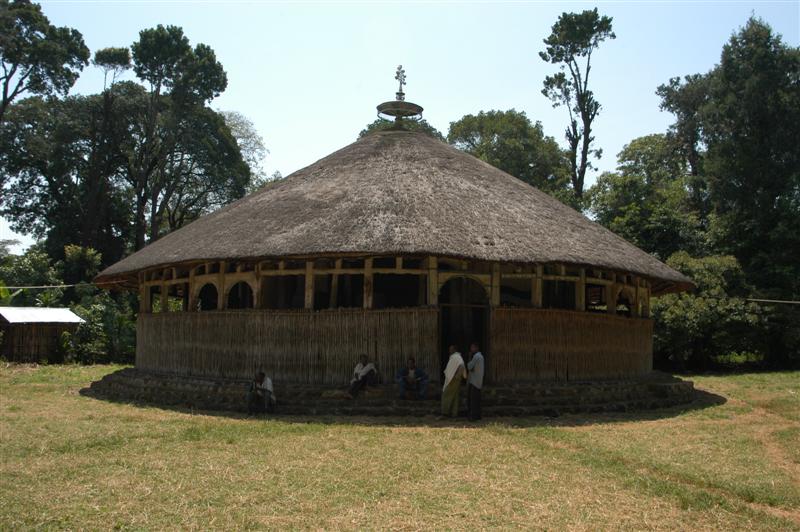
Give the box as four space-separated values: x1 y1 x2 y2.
439 277 489 377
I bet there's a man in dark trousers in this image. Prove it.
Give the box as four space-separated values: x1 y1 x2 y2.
467 342 484 421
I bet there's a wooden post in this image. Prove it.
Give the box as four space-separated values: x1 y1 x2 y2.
329 259 341 309
534 265 543 308
188 267 197 311
576 268 586 311
363 258 373 309
631 277 641 318
253 263 262 309
606 275 617 315
304 261 314 310
427 256 438 306
138 273 148 313
490 263 501 307
217 261 225 310
160 281 168 313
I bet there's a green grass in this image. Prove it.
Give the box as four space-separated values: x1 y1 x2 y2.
1 365 798 530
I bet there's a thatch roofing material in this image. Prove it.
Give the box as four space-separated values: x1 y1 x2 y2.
97 130 692 293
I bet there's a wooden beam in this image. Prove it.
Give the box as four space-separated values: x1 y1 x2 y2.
427 256 438 306
534 265 543 308
304 261 314 310
138 272 148 313
363 258 373 309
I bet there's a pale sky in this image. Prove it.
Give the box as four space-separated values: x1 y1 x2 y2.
2 0 799 253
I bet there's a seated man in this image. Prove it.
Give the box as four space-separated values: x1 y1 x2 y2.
247 371 276 415
395 357 429 400
346 354 378 399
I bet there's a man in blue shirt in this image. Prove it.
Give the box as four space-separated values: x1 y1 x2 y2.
395 357 429 400
467 342 484 421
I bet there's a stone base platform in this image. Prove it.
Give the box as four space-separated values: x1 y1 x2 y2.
82 368 695 417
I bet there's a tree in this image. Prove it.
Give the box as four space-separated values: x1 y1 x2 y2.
359 117 444 140
0 90 136 265
0 0 89 123
652 253 765 371
220 110 272 192
539 8 615 199
588 134 706 260
447 109 572 202
126 24 228 249
92 47 130 89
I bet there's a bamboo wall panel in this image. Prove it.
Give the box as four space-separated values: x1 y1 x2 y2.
490 308 653 382
136 308 439 384
0 324 76 362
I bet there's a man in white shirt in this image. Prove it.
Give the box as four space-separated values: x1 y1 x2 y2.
467 342 484 421
441 345 466 417
346 354 378 399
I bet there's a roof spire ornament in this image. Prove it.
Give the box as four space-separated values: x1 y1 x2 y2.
377 65 423 123
395 65 406 101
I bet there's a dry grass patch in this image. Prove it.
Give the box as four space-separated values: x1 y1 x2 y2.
1 364 798 530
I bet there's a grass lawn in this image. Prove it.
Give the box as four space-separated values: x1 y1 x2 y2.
1 365 798 530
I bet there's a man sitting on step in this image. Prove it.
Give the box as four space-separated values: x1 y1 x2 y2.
346 354 378 399
395 357 429 400
247 371 276 415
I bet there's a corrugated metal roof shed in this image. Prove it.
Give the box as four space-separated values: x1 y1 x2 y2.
0 307 84 324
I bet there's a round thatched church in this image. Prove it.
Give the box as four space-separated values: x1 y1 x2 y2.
93 88 694 413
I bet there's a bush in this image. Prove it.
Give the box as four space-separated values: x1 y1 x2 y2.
61 291 136 364
653 252 767 371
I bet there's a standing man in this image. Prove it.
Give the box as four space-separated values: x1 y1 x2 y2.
441 345 466 417
467 342 484 421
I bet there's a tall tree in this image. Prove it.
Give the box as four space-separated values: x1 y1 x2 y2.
539 8 615 199
0 0 89 123
447 109 572 203
220 110 271 192
126 24 228 249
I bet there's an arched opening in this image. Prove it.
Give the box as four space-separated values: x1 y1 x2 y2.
227 281 254 309
197 283 218 311
439 276 489 377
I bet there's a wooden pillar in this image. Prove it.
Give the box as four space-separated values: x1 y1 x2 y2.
329 259 341 309
160 281 168 313
533 265 543 308
188 267 197 311
642 286 651 318
304 261 314 310
490 263 501 307
631 277 641 318
253 263 262 309
363 258 373 309
138 273 148 313
427 256 438 306
217 261 226 310
576 268 586 311
606 278 617 315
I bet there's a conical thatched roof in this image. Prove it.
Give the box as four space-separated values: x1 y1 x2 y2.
97 129 692 294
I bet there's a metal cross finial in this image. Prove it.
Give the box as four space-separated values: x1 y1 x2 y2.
395 65 406 101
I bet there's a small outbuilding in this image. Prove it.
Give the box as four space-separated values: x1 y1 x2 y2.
0 307 84 362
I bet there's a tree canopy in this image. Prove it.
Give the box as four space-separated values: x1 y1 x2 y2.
447 109 572 203
539 8 615 199
0 0 90 122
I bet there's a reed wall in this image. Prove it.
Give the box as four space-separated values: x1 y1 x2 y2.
490 308 653 382
0 323 76 362
136 308 439 385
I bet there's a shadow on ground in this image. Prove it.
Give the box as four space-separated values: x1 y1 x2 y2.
80 382 727 429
